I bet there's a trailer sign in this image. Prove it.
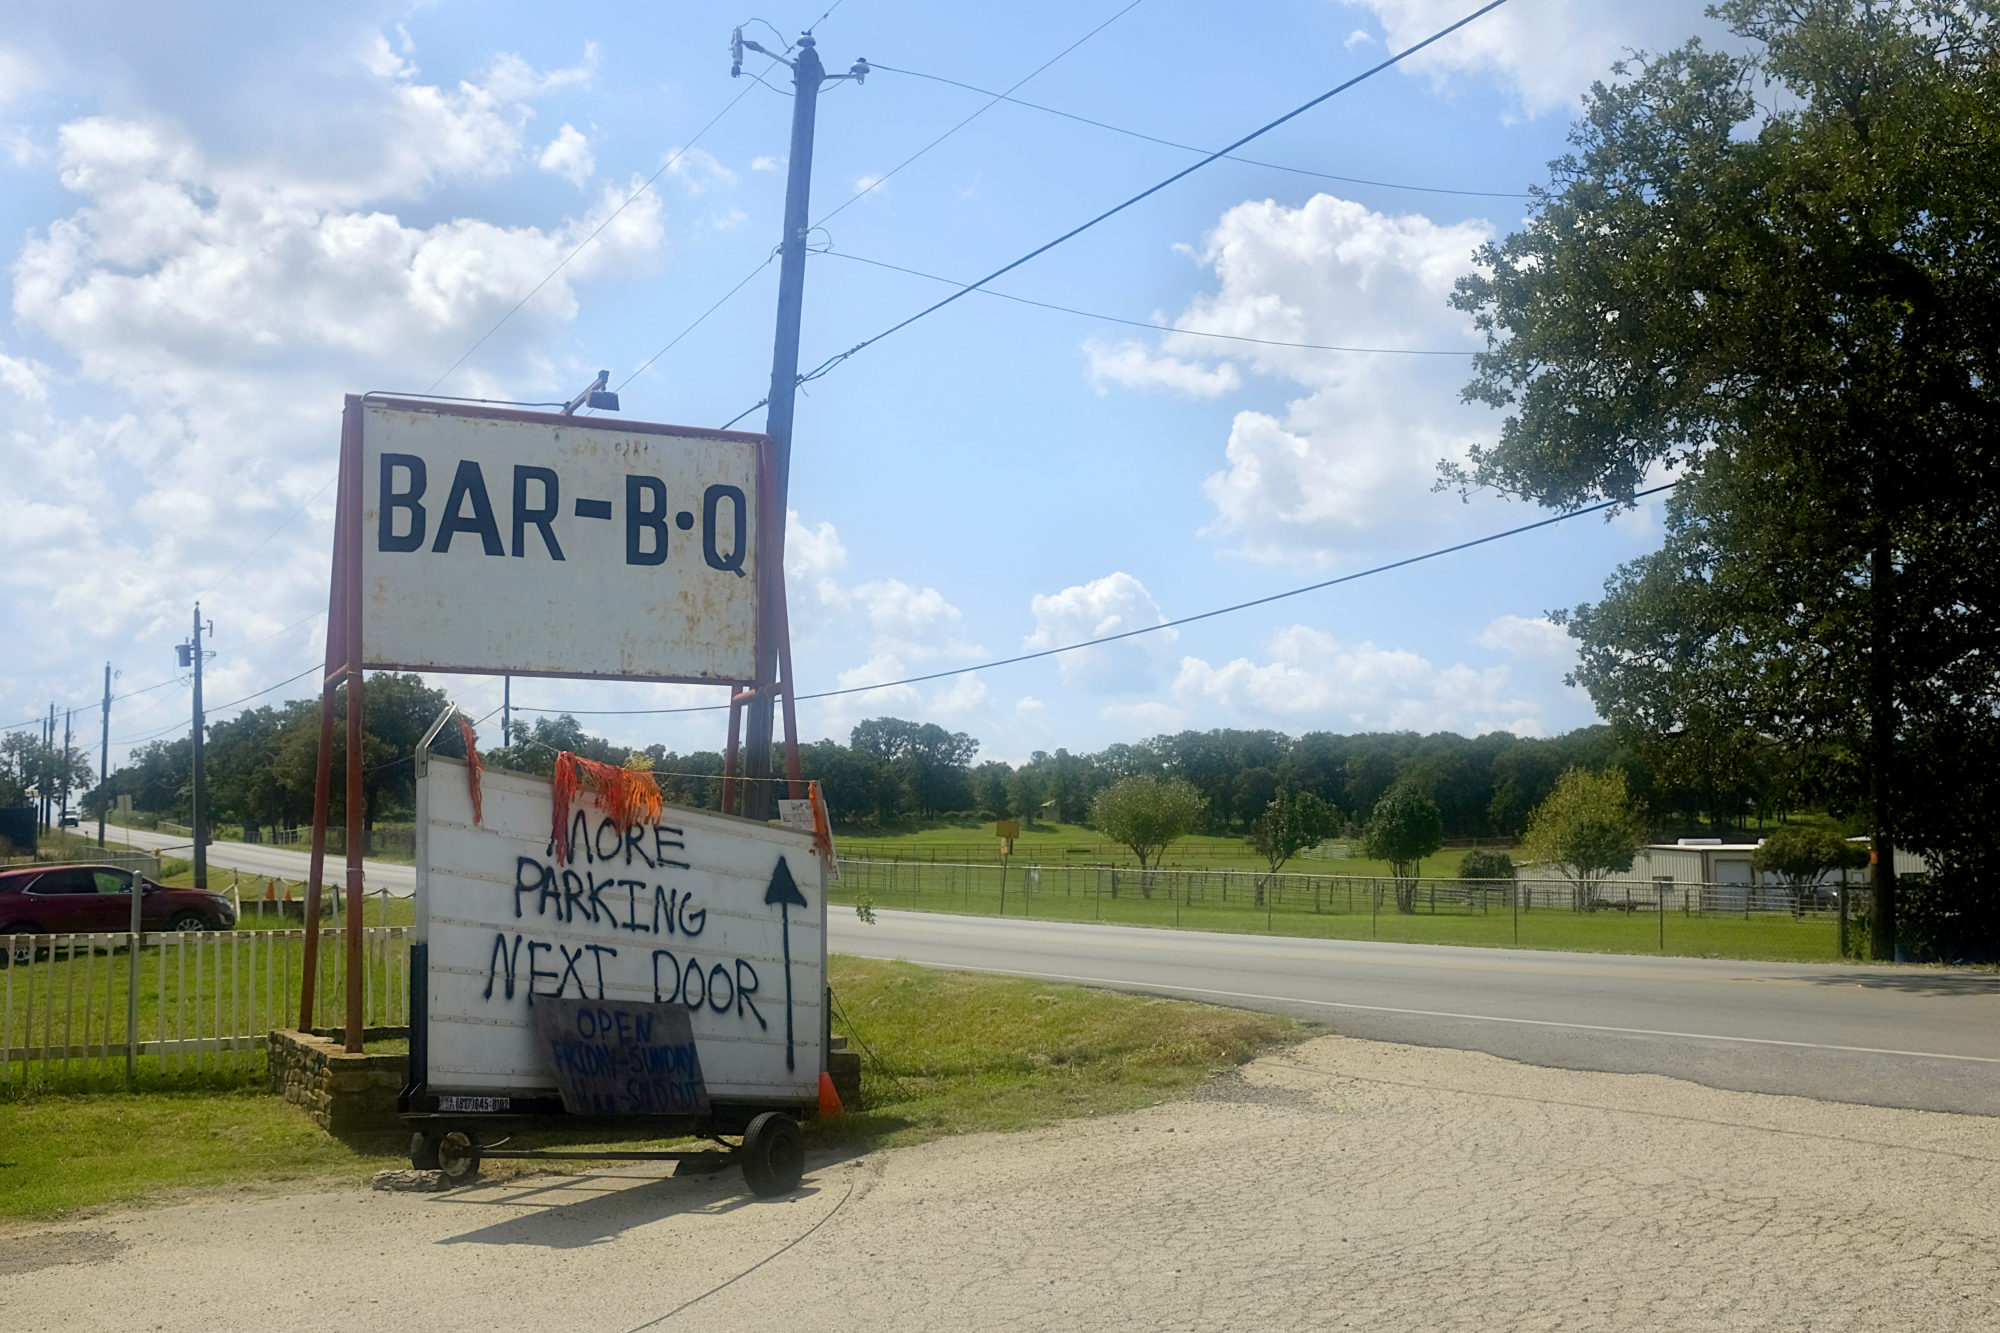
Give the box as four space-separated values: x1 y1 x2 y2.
358 398 763 683
415 755 825 1107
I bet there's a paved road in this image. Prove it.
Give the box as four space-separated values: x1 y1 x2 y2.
96 824 415 896
830 909 2000 1116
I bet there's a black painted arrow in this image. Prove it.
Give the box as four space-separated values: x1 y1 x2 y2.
765 855 809 1072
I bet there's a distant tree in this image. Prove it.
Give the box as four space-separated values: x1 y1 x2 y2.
970 761 1013 819
1754 826 1869 914
800 741 895 827
1090 775 1205 889
1361 779 1444 913
1458 848 1517 881
1248 789 1340 906
1521 768 1648 911
849 717 978 817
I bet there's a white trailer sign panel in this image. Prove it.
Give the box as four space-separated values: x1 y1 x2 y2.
416 755 824 1106
359 397 763 683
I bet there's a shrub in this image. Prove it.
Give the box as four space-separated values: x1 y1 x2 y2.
1458 849 1516 880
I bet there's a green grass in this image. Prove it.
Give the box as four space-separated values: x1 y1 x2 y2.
0 1087 406 1220
836 819 1492 876
818 956 1301 1149
0 954 1299 1221
831 860 1852 963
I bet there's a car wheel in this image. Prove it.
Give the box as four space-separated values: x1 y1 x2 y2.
1 927 35 968
740 1111 804 1197
167 910 210 933
410 1131 442 1171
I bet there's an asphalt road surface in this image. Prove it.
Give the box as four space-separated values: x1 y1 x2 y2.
95 824 415 896
830 909 2000 1116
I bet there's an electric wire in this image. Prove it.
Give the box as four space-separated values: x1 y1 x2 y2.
820 249 1477 355
426 79 763 393
718 0 1516 430
811 0 1151 231
194 477 336 600
514 481 1673 719
871 62 1533 200
613 254 779 394
111 664 324 747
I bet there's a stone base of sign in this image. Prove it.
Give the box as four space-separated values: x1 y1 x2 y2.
828 1036 862 1110
267 1028 409 1138
371 1169 447 1192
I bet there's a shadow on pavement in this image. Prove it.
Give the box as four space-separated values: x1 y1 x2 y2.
1795 969 2000 997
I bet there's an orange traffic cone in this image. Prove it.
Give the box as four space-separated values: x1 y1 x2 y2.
817 1071 845 1119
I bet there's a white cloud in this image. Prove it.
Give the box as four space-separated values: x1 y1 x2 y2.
852 173 885 199
538 123 594 187
1175 625 1546 736
0 32 663 736
666 146 736 195
1475 614 1573 663
1085 338 1240 398
0 44 43 107
1343 0 1718 117
750 155 781 172
1097 193 1494 566
1344 28 1375 49
1026 572 1177 694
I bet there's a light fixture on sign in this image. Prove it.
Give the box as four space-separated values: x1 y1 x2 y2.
562 369 619 416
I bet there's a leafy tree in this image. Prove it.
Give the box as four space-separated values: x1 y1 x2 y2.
1090 775 1206 884
1520 768 1649 912
849 717 978 817
1447 0 2000 957
1248 789 1340 906
1458 849 1516 881
970 761 1014 818
1361 779 1444 913
1754 825 1869 913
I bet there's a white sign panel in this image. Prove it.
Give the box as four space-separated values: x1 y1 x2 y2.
416 756 824 1106
360 399 762 682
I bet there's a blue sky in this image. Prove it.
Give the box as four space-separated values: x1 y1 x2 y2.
0 0 1733 769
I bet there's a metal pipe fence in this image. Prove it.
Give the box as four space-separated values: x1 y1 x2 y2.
831 859 1866 960
0 926 409 1087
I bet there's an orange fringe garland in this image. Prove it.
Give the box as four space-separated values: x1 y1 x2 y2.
457 719 484 825
551 751 664 861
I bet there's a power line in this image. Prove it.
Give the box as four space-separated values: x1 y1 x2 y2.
426 80 763 393
112 664 323 746
811 0 1150 231
720 0 1516 429
514 482 1674 719
872 62 1532 200
820 250 1477 356
194 477 335 601
613 254 779 395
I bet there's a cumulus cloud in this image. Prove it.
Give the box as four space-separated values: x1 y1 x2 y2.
666 146 736 196
1025 573 1177 694
1095 193 1494 565
538 123 594 186
1476 614 1573 663
1085 338 1240 398
1175 625 1546 736
1343 0 1720 117
0 32 662 736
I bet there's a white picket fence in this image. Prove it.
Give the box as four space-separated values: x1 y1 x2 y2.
0 926 409 1083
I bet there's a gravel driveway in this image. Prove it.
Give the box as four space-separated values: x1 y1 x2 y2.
4 1036 1995 1331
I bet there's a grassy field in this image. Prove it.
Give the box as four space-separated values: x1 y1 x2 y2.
830 859 1852 963
835 820 1491 877
0 955 1298 1222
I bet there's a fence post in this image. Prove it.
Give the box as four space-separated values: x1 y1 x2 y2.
126 874 142 1082
1512 878 1518 946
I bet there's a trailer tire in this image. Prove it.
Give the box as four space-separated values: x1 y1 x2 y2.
437 1131 481 1184
410 1131 441 1171
740 1112 804 1197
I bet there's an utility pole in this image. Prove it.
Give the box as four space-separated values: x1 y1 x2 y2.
43 703 54 830
502 674 512 748
181 604 212 889
98 662 112 847
60 708 72 826
731 28 866 820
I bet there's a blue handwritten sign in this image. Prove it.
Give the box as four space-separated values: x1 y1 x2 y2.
532 998 710 1116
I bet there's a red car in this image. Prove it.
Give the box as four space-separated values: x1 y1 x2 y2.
0 863 236 959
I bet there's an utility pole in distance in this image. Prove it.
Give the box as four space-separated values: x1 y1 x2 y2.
60 708 72 825
98 662 112 848
179 604 212 888
731 28 867 820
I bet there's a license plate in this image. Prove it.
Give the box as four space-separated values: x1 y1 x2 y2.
437 1095 510 1113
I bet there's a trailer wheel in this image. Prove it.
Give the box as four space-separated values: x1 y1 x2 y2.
740 1112 803 1197
436 1131 481 1184
410 1131 441 1171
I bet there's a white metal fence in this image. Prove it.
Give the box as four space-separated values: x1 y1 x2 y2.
0 926 409 1085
